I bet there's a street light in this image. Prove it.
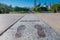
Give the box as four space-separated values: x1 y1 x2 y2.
34 0 36 7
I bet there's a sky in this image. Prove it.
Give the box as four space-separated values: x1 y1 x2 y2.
0 0 60 7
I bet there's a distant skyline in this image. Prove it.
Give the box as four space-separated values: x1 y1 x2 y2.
0 0 60 7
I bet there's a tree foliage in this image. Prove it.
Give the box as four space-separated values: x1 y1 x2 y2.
0 3 12 13
13 6 29 12
33 7 48 12
50 2 60 12
57 2 60 12
50 4 57 12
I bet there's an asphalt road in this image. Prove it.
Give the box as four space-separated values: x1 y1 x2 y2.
0 14 60 40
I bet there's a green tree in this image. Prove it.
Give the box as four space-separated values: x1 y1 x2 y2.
57 2 60 12
50 4 57 12
0 3 11 13
14 6 22 11
14 6 29 12
33 7 48 12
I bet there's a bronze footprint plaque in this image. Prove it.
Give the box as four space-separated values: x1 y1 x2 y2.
15 25 26 38
35 24 46 38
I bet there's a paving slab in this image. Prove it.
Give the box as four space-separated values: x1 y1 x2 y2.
40 13 60 34
0 14 60 40
0 14 25 36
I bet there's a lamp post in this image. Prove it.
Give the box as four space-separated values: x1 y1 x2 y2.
34 0 36 7
38 0 41 7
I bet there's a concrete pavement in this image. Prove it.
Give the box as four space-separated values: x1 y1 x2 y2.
0 14 25 36
0 14 60 40
40 13 60 34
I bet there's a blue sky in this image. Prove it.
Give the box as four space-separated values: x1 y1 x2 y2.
0 0 60 7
